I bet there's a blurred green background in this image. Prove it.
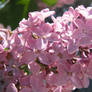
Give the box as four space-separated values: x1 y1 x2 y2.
0 0 38 30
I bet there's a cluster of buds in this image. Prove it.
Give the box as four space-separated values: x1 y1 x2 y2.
0 5 92 92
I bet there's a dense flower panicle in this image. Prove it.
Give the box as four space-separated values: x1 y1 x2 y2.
0 6 92 92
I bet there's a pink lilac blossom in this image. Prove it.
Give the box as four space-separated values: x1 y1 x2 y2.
0 5 92 92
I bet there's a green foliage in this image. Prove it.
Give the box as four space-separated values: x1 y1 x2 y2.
0 0 38 30
42 0 58 6
17 0 30 17
1 0 5 3
4 47 9 51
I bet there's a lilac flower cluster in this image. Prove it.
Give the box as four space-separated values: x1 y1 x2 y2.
0 5 92 92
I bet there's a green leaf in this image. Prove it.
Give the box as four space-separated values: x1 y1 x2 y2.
24 68 31 75
17 0 30 17
4 48 9 51
0 0 9 9
17 0 29 5
1 0 5 3
42 0 58 6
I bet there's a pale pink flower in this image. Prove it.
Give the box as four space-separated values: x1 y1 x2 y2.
6 83 18 92
30 74 48 92
19 87 32 92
